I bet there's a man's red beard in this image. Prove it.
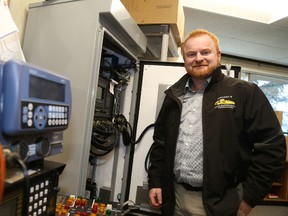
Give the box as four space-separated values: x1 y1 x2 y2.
186 64 215 79
186 60 220 79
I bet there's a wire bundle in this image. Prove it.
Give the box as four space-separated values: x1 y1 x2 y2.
113 114 155 146
90 120 118 156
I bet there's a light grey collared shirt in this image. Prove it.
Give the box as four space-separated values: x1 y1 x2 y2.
174 77 210 187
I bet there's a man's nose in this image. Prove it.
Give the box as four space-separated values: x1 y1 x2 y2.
195 52 204 61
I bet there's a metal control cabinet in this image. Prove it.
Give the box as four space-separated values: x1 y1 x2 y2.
23 0 146 201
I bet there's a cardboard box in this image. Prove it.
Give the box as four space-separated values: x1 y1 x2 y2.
274 111 287 161
285 136 288 162
275 110 283 125
121 0 185 45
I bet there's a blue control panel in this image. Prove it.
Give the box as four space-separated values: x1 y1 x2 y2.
0 59 72 135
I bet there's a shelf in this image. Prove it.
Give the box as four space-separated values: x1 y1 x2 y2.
264 198 288 203
139 24 179 60
272 182 283 186
265 162 288 203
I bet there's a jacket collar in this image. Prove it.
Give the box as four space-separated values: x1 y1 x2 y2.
167 65 224 97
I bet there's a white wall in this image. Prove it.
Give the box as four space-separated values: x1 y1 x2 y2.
9 0 44 44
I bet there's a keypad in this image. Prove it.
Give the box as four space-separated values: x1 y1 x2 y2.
28 179 50 216
21 101 69 130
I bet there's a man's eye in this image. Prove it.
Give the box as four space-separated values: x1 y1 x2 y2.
187 53 197 58
200 51 211 56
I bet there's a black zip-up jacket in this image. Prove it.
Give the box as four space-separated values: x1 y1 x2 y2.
148 66 286 216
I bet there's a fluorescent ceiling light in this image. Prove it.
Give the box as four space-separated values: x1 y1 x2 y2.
181 0 288 24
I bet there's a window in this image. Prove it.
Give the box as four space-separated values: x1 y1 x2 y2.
241 72 288 134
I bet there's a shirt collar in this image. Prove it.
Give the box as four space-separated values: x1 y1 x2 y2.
185 76 211 93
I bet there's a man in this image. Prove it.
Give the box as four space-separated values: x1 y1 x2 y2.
148 29 286 216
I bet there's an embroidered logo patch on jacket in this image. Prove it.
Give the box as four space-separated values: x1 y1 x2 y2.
214 96 236 109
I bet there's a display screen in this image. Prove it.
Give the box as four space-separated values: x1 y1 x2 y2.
29 75 65 102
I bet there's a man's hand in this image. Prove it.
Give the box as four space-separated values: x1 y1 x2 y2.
237 200 252 216
149 188 162 208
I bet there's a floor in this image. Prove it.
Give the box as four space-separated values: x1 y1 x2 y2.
127 204 288 216
249 205 288 216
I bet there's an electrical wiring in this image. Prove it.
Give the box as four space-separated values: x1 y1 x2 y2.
120 200 139 215
113 114 157 173
0 145 6 203
90 144 115 157
90 114 155 158
100 55 136 86
113 114 155 146
144 145 153 173
129 123 155 145
90 120 119 156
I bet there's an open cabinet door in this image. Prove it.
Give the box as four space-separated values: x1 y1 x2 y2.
125 61 186 212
